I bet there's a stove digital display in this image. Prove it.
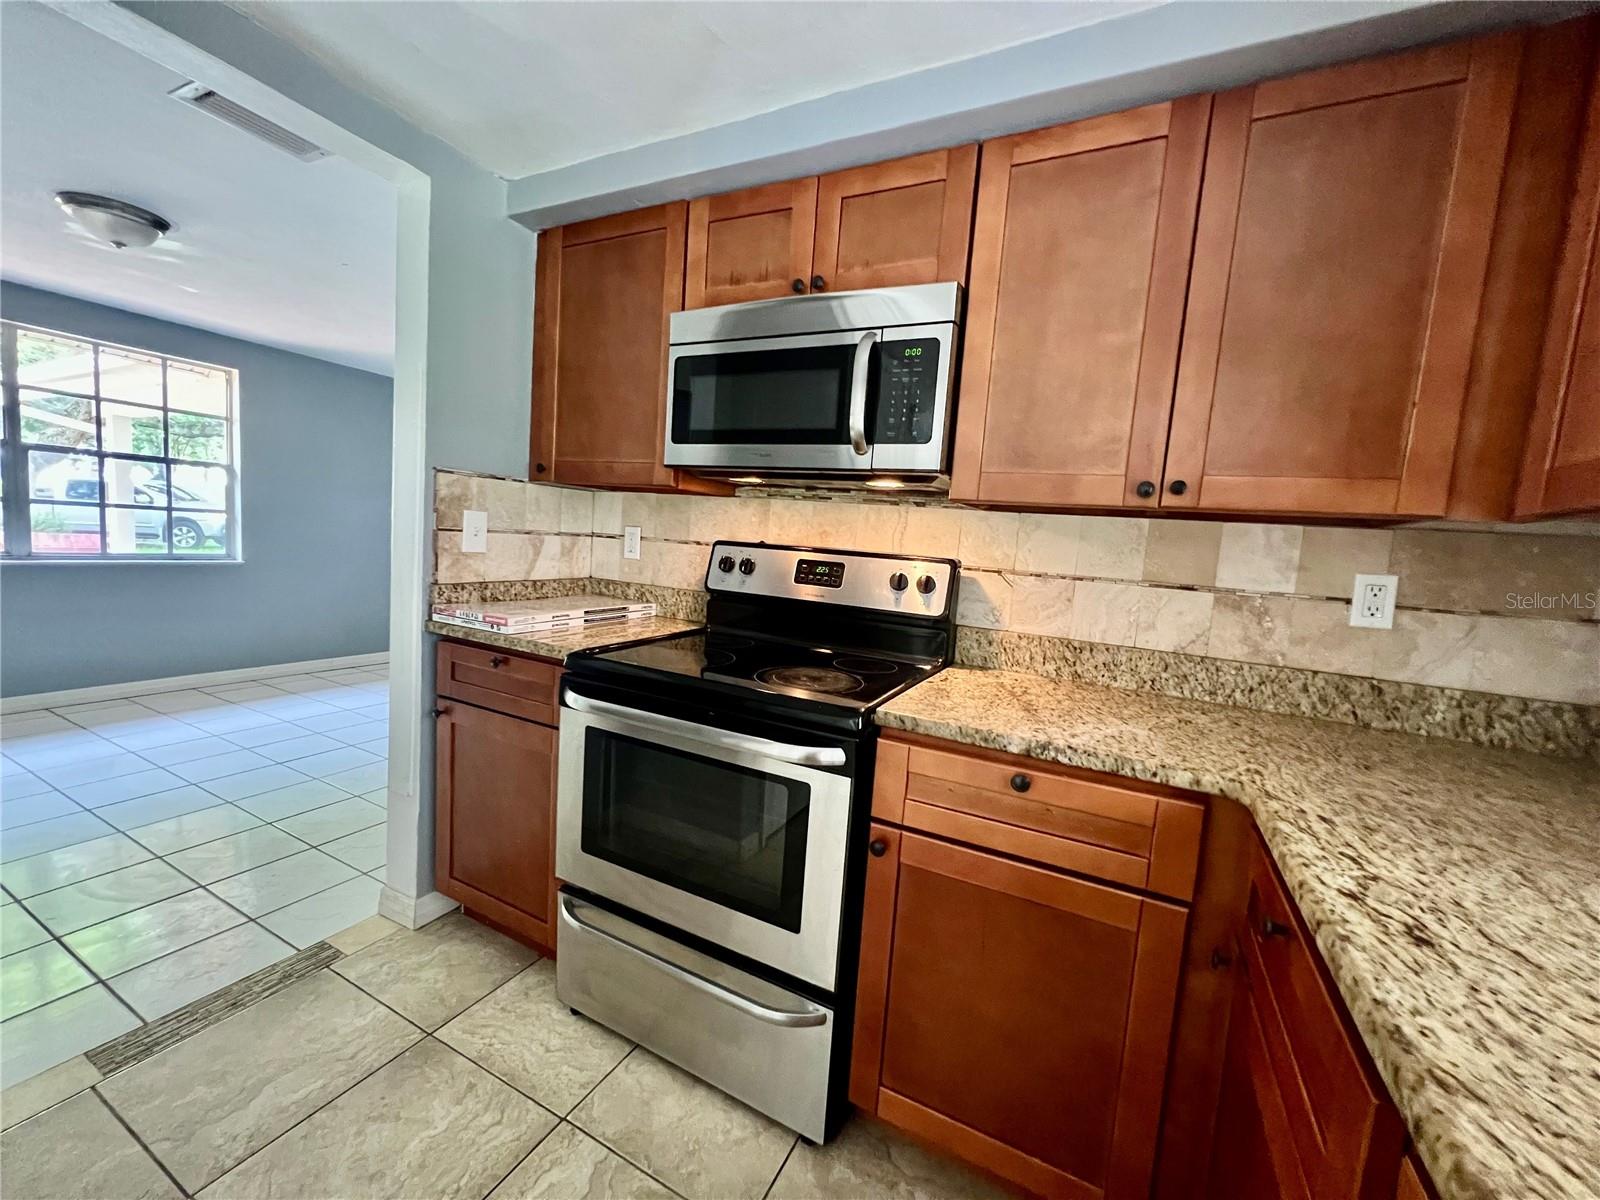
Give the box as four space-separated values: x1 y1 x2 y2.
793 558 846 588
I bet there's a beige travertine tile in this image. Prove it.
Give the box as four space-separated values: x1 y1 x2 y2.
687 496 769 544
1295 528 1392 598
196 1039 555 1200
651 494 695 541
957 511 1020 570
439 961 631 1115
1068 580 1140 646
484 532 537 581
332 911 538 1031
1142 520 1223 586
571 1050 795 1200
649 541 710 591
484 478 529 532
591 491 623 536
899 505 963 559
560 488 595 534
1391 530 1599 618
1285 598 1377 676
767 498 861 548
954 571 1012 630
433 472 482 531
1371 611 1479 689
434 534 487 584
768 1115 1009 1200
99 971 420 1192
325 914 401 956
1216 523 1303 593
1010 576 1074 637
619 492 657 538
1077 517 1148 580
489 1122 672 1200
591 536 623 580
1208 593 1293 665
1467 617 1600 703
1 1092 180 1200
526 484 565 533
1015 513 1080 575
1 1054 98 1131
851 503 905 554
1134 588 1214 654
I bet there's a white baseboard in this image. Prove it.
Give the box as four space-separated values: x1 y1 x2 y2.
379 886 458 930
1 651 391 714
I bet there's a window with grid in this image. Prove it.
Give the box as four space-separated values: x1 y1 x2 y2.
0 322 238 559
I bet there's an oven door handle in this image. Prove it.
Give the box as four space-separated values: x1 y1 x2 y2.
560 895 828 1028
847 329 879 457
564 692 846 767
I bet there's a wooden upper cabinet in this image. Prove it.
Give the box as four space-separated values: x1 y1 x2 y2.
811 146 977 292
950 97 1211 508
685 179 817 308
1518 51 1600 516
531 203 684 490
1164 34 1523 517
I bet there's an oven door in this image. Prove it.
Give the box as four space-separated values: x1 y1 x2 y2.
556 688 854 991
664 329 879 473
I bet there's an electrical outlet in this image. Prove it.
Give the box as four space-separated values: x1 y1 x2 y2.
460 509 487 553
1349 573 1398 629
623 525 642 560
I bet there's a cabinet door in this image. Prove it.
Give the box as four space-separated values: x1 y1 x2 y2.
1165 35 1522 516
811 146 977 292
1518 53 1600 516
950 97 1210 508
685 179 818 308
530 204 684 489
854 826 1187 1199
435 700 556 948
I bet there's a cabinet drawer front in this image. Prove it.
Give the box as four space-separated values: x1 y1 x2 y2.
874 735 1204 899
436 641 560 725
1243 833 1390 1198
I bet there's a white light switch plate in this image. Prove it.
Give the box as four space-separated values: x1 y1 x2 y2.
460 510 488 553
1349 573 1398 629
623 525 642 560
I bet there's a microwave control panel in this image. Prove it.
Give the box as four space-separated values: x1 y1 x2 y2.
873 338 941 445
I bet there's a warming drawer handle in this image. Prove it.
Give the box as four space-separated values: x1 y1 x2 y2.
563 692 846 767
559 895 828 1029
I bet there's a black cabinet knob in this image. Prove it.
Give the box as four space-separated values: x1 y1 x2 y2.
869 838 887 857
1211 948 1233 970
430 705 451 718
1010 773 1031 793
916 575 937 595
1135 480 1156 499
738 557 757 575
811 275 826 292
489 655 508 668
717 555 736 573
889 572 909 592
791 278 806 293
534 462 547 475
1259 917 1291 940
1168 479 1188 496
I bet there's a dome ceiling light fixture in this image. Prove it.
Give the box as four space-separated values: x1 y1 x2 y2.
54 192 171 250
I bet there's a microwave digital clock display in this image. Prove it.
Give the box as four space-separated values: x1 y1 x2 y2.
794 558 846 588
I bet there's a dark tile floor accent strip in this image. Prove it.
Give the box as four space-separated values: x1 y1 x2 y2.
86 943 342 1076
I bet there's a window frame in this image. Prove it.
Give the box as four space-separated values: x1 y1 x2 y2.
0 321 241 562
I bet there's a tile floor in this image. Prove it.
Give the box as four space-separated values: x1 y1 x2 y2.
0 911 1009 1200
0 666 390 1088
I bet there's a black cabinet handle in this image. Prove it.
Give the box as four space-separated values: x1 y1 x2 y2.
791 278 806 294
431 705 450 717
811 275 826 292
1258 917 1291 940
534 462 547 474
489 654 508 668
869 838 887 857
1168 479 1188 496
1010 773 1031 793
1135 480 1156 499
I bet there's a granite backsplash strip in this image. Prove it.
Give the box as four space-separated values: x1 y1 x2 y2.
429 578 707 623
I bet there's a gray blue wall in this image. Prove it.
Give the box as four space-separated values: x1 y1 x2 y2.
0 282 393 696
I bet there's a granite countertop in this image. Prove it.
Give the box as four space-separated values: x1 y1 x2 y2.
425 616 699 662
878 668 1600 1200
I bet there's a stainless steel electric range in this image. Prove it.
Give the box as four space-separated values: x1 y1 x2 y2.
554 541 959 1141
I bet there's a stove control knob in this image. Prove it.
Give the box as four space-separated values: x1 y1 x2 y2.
717 555 736 574
889 571 909 593
916 574 938 595
738 557 757 576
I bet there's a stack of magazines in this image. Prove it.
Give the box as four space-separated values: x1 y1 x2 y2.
431 594 655 635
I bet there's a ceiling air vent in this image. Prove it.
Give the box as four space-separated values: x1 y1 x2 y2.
168 82 330 162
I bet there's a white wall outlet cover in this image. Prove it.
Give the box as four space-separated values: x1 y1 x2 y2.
1349 573 1398 629
460 509 488 553
623 525 642 560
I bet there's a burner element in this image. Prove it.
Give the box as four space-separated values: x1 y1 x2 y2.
833 655 898 676
756 666 864 695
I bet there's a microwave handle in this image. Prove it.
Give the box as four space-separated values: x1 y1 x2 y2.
564 691 847 767
848 329 879 457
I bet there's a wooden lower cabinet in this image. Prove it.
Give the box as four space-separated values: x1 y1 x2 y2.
434 689 558 951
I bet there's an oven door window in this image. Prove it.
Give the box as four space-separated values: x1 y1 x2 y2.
581 731 811 932
671 342 858 445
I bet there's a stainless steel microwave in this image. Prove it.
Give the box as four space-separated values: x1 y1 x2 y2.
664 282 961 484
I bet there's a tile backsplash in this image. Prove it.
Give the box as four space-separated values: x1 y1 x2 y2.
433 471 1599 707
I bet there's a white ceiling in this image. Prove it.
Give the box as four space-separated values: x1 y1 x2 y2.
230 1 1161 179
0 2 397 375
